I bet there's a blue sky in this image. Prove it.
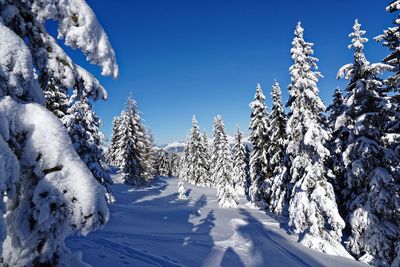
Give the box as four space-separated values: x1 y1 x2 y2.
60 0 392 145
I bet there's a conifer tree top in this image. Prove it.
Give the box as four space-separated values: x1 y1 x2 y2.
349 20 369 69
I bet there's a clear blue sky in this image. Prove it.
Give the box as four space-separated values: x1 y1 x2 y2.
59 0 392 145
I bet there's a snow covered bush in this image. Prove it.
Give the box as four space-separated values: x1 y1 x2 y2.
177 179 187 199
0 0 117 264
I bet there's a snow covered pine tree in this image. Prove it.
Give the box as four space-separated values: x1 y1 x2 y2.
186 116 210 186
115 96 155 186
211 115 239 208
0 0 118 265
63 95 115 203
267 81 288 213
106 116 122 166
337 20 399 265
157 148 171 176
232 127 250 195
285 22 347 257
248 83 271 208
169 152 181 177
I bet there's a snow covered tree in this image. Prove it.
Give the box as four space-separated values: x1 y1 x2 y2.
178 137 190 182
63 95 114 203
186 116 209 186
243 145 252 200
106 116 122 166
141 129 157 182
248 83 271 208
267 81 288 212
177 177 187 199
326 88 347 212
327 88 345 129
115 97 149 186
157 149 171 176
375 11 400 264
211 115 239 208
232 127 249 195
375 1 400 93
44 77 69 119
0 0 117 264
337 20 399 265
284 22 346 256
201 130 212 186
169 152 181 177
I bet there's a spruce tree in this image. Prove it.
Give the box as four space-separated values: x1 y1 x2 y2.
178 137 190 182
375 1 400 93
157 149 171 176
169 152 181 177
248 83 271 208
141 129 157 181
232 127 249 195
375 9 400 265
63 95 114 203
187 116 209 186
116 97 148 186
267 81 288 212
326 88 347 212
285 23 345 255
44 77 69 119
201 131 212 186
211 115 239 208
243 145 252 200
338 20 398 265
0 0 117 264
106 116 122 166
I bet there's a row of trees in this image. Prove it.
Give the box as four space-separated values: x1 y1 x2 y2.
244 3 400 266
179 115 250 208
177 2 400 265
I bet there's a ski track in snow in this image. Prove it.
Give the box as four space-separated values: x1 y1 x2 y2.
67 176 368 267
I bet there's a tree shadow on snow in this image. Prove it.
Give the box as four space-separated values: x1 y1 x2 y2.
86 190 218 267
112 176 169 204
236 208 326 267
221 247 245 267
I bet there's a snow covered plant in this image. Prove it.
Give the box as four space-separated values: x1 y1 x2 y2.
157 149 171 176
248 83 271 209
211 115 239 208
185 116 210 186
177 178 187 199
232 127 250 195
107 96 157 186
284 22 348 257
336 19 399 266
0 0 118 265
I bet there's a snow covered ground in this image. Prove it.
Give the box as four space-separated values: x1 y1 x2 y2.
67 175 368 267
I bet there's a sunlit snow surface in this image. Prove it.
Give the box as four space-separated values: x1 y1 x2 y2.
67 175 367 267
